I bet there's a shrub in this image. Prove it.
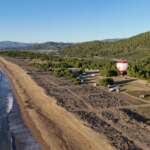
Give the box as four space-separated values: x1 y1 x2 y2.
101 68 117 77
69 77 81 85
99 78 114 86
53 68 68 77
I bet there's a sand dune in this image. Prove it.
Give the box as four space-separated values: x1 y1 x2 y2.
0 57 115 150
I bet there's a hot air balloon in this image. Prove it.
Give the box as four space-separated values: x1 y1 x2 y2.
116 59 128 75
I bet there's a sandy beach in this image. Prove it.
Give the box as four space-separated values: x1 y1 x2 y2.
0 57 114 150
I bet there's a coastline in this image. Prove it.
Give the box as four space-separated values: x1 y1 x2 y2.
0 57 115 150
0 58 49 149
0 63 41 150
8 95 41 150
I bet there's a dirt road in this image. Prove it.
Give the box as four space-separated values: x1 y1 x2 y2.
0 57 115 150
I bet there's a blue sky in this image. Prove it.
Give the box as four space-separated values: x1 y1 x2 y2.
0 0 150 42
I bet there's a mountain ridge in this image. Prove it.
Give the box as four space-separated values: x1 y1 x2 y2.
0 41 73 51
63 31 150 60
1 31 150 59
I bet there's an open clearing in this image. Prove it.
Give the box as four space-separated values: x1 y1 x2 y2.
112 76 150 101
3 57 150 150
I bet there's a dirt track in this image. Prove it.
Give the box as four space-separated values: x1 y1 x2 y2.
0 57 115 150
1 57 150 150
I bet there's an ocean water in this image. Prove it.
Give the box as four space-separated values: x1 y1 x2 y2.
0 71 12 150
0 70 41 150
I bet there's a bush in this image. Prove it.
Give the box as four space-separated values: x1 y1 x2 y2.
53 68 70 77
101 68 118 77
99 78 114 86
69 77 81 85
109 70 118 76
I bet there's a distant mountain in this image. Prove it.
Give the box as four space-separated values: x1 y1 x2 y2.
2 31 150 60
0 41 72 51
0 41 32 49
63 31 150 60
30 42 72 50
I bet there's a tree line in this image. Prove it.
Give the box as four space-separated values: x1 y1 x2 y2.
0 51 149 82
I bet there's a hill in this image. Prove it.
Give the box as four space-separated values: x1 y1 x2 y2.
0 41 72 51
30 42 72 50
63 31 150 60
0 41 32 49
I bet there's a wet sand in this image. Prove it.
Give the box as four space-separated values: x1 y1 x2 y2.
0 68 41 150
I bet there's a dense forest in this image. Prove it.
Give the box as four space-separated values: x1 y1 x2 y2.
63 32 150 60
128 56 150 81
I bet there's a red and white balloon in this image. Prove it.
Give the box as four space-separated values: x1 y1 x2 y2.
116 59 128 75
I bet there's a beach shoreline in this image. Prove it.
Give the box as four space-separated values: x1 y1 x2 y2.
0 58 48 149
0 61 42 150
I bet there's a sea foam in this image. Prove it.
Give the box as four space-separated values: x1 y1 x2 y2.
6 93 14 114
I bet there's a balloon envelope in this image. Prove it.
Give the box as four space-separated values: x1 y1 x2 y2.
116 60 128 72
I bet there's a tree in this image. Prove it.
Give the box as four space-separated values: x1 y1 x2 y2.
99 78 114 86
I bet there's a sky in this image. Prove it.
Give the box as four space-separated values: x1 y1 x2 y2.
0 0 150 42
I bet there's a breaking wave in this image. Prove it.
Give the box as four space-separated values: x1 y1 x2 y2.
6 93 14 114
